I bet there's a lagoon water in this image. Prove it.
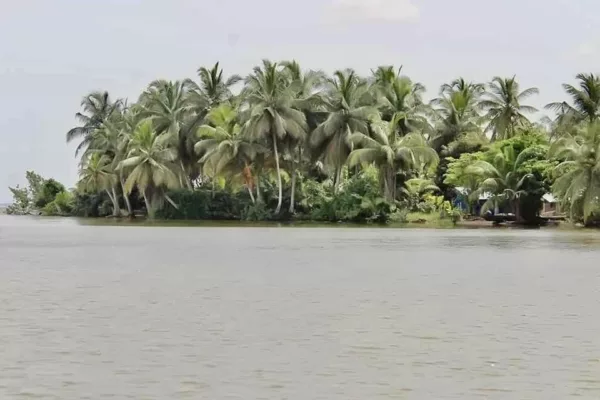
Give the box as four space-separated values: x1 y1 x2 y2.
1 216 600 399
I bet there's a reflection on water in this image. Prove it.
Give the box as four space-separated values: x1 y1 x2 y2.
1 215 600 399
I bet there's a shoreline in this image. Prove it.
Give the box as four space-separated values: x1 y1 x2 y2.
2 213 580 230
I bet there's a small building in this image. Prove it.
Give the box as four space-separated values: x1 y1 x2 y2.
541 193 559 215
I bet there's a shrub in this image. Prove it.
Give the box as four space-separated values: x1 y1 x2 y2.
41 191 74 216
34 179 66 208
308 166 396 223
155 189 251 220
6 186 30 215
241 202 273 221
71 192 111 217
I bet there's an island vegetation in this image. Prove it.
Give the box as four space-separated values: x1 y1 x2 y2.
6 62 600 226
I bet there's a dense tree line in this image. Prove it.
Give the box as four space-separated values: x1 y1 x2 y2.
8 62 600 225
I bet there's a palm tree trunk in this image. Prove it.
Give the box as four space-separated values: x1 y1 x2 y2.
391 170 397 202
105 189 119 217
181 160 192 190
290 146 301 213
333 166 342 194
105 189 115 205
143 189 154 219
289 165 297 214
247 186 256 204
255 174 263 204
272 133 283 214
381 167 395 203
111 187 121 217
120 178 133 217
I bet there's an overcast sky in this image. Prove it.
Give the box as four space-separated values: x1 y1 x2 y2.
1 0 599 202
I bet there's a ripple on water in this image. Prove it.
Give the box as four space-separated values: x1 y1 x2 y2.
2 218 600 399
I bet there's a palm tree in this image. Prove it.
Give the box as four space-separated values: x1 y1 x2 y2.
139 79 196 188
444 152 485 214
185 63 243 143
282 60 326 213
546 73 600 124
84 123 123 216
347 117 439 201
195 105 261 202
550 123 600 224
430 82 483 152
66 91 122 155
371 66 429 136
241 60 308 214
466 145 534 219
77 153 119 215
87 106 146 217
480 76 539 141
119 119 181 218
440 78 485 97
193 62 242 108
311 69 377 191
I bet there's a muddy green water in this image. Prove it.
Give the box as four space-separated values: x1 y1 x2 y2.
1 216 600 399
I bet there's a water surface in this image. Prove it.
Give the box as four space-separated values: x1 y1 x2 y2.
1 216 600 399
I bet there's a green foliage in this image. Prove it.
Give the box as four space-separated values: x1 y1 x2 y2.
348 117 439 202
54 191 75 214
7 171 69 214
56 62 600 226
298 178 331 212
6 186 30 215
307 167 396 223
241 202 273 221
549 122 600 224
25 171 44 201
70 192 108 217
155 189 249 220
35 179 66 208
546 73 600 124
411 194 461 223
444 131 552 222
41 191 74 216
480 76 539 141
444 152 485 212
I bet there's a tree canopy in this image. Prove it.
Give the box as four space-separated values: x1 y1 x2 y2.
18 62 595 225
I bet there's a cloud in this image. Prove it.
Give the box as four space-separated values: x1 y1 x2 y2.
329 0 420 23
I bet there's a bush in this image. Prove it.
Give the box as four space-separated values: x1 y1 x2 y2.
34 179 66 208
389 208 409 223
307 167 396 223
6 186 30 215
155 189 252 220
71 192 110 217
241 202 273 221
411 194 462 224
154 168 397 223
41 191 74 216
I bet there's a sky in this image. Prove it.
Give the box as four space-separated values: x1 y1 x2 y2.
1 0 599 202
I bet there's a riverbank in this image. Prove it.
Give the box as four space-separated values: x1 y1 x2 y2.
2 214 576 231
